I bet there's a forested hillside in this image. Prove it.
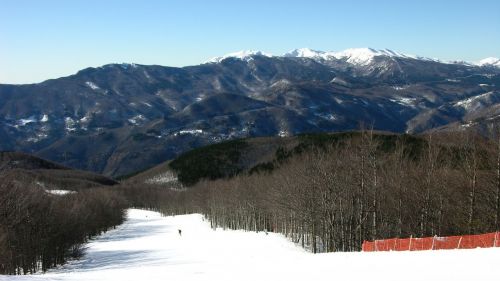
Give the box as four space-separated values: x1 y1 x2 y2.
0 154 125 275
122 130 500 253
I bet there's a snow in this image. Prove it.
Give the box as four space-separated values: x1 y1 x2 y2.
145 171 178 184
284 47 417 65
207 47 480 66
206 50 273 63
26 133 49 143
330 77 350 86
119 63 138 70
64 117 76 132
85 81 101 91
79 116 90 123
16 116 37 126
390 97 417 107
143 70 152 81
391 85 410 91
174 129 203 136
127 115 146 125
283 48 328 59
332 48 410 65
315 113 338 121
7 208 500 281
270 79 292 88
45 189 77 195
477 57 500 67
278 130 289 137
454 91 495 109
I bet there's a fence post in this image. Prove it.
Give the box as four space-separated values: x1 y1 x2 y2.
409 235 412 251
432 235 436 250
458 236 463 249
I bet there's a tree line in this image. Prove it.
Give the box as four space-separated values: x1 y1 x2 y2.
0 171 126 275
122 130 500 253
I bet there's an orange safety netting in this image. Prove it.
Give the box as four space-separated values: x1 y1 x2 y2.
362 231 500 252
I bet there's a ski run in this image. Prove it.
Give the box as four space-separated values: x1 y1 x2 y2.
5 209 500 281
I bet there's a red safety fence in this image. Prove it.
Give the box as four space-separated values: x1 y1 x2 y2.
362 231 500 252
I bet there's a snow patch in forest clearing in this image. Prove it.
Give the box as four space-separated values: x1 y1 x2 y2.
45 189 77 195
16 116 37 126
390 97 417 107
7 209 500 281
174 129 203 136
145 171 178 184
128 115 146 125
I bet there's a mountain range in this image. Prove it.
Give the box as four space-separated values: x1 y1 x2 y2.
1 48 499 177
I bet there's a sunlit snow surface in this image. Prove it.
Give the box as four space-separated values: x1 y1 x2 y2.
7 209 500 281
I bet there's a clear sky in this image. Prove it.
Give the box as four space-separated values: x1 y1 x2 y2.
1 0 499 84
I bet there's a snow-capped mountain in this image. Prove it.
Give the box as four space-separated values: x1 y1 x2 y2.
206 50 273 63
208 48 499 68
478 57 500 67
1 48 499 177
284 47 418 65
210 47 418 66
283 48 330 59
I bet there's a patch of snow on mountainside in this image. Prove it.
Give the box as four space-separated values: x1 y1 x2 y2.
45 189 77 195
174 129 204 136
145 171 178 184
16 116 37 126
64 117 77 132
128 115 146 125
454 92 497 110
85 81 101 90
390 97 417 107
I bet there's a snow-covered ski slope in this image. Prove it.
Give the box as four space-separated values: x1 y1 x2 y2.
5 209 500 281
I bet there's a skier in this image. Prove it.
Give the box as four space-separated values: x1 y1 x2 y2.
178 229 182 236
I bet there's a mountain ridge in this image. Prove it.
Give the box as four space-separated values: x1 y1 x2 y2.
1 48 499 177
207 47 498 68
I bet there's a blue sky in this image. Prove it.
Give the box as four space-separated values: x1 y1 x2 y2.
1 0 499 84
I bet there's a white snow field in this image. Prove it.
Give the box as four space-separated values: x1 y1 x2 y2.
5 209 500 281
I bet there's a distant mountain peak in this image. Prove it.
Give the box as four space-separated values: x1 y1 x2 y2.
283 47 422 65
283 48 326 59
207 47 433 66
206 50 273 63
478 57 500 67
